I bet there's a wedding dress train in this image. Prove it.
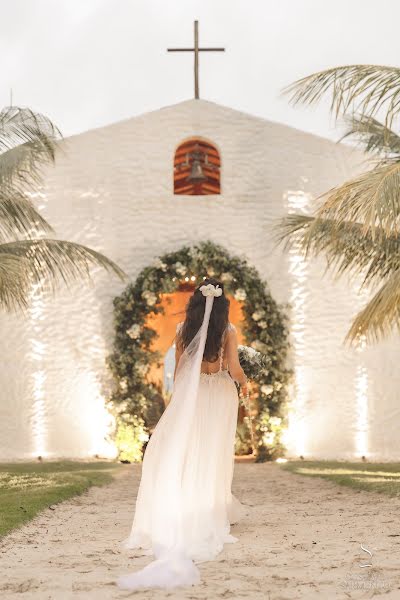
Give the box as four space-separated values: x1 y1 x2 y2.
117 296 246 590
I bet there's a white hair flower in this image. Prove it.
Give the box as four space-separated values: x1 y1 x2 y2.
200 283 223 297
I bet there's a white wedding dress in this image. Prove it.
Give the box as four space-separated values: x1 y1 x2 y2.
117 295 246 590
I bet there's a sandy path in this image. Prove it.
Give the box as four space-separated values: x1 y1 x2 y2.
1 462 400 600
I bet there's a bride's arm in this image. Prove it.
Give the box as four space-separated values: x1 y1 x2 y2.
173 324 183 380
174 344 183 380
225 327 247 391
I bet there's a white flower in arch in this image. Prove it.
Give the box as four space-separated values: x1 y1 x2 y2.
234 288 247 301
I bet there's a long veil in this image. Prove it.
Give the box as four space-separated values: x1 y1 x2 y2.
117 295 216 589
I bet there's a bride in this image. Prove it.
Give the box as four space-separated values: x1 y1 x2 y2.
117 278 248 590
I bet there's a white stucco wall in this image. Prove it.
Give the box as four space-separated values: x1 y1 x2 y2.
1 99 399 461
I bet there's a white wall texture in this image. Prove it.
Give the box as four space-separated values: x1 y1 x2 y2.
1 99 399 461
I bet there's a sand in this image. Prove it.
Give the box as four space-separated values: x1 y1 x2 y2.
1 462 400 600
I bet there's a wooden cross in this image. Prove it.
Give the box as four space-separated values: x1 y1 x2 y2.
167 21 225 100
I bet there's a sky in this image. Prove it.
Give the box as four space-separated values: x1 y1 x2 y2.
2 0 400 141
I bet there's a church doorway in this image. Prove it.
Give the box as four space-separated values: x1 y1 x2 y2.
145 281 245 401
108 241 290 462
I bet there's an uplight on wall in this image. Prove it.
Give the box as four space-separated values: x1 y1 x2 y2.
28 281 48 458
354 330 369 458
284 189 312 457
84 370 117 459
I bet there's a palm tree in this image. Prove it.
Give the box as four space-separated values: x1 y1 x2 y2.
278 65 400 343
0 106 125 311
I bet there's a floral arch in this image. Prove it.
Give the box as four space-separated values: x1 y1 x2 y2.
107 241 291 462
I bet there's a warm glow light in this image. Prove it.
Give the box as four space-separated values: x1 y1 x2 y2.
275 457 288 463
354 330 369 457
185 276 189 282
190 275 196 281
284 189 311 457
83 370 117 458
355 365 368 456
29 278 117 459
28 281 48 457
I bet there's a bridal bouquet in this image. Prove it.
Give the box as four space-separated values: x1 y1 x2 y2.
238 344 270 380
237 344 270 454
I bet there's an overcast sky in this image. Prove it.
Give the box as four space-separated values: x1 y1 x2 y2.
2 0 400 140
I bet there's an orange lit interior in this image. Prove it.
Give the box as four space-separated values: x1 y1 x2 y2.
146 289 245 387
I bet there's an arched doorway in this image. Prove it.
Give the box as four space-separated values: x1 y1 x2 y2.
108 241 291 462
145 282 245 400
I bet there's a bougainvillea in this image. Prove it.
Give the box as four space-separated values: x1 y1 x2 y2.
107 241 292 462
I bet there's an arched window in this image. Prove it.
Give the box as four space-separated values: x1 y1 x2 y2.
174 138 221 195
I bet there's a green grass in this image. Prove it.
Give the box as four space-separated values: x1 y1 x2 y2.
0 461 124 537
281 460 400 497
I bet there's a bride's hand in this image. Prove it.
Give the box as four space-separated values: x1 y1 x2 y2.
241 381 249 398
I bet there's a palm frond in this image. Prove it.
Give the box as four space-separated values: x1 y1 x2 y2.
0 192 53 240
312 160 400 236
0 108 127 313
276 214 400 287
0 253 30 311
0 106 60 196
346 269 400 343
0 107 60 153
0 107 61 239
283 64 400 128
0 139 57 196
340 114 400 156
0 239 126 310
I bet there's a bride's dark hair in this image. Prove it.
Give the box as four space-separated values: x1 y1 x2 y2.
180 277 230 362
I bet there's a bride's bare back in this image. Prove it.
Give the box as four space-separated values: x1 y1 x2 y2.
176 322 246 382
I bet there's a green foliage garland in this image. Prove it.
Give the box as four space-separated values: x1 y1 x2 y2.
107 241 292 462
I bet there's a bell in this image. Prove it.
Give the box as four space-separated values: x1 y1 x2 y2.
187 157 207 183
